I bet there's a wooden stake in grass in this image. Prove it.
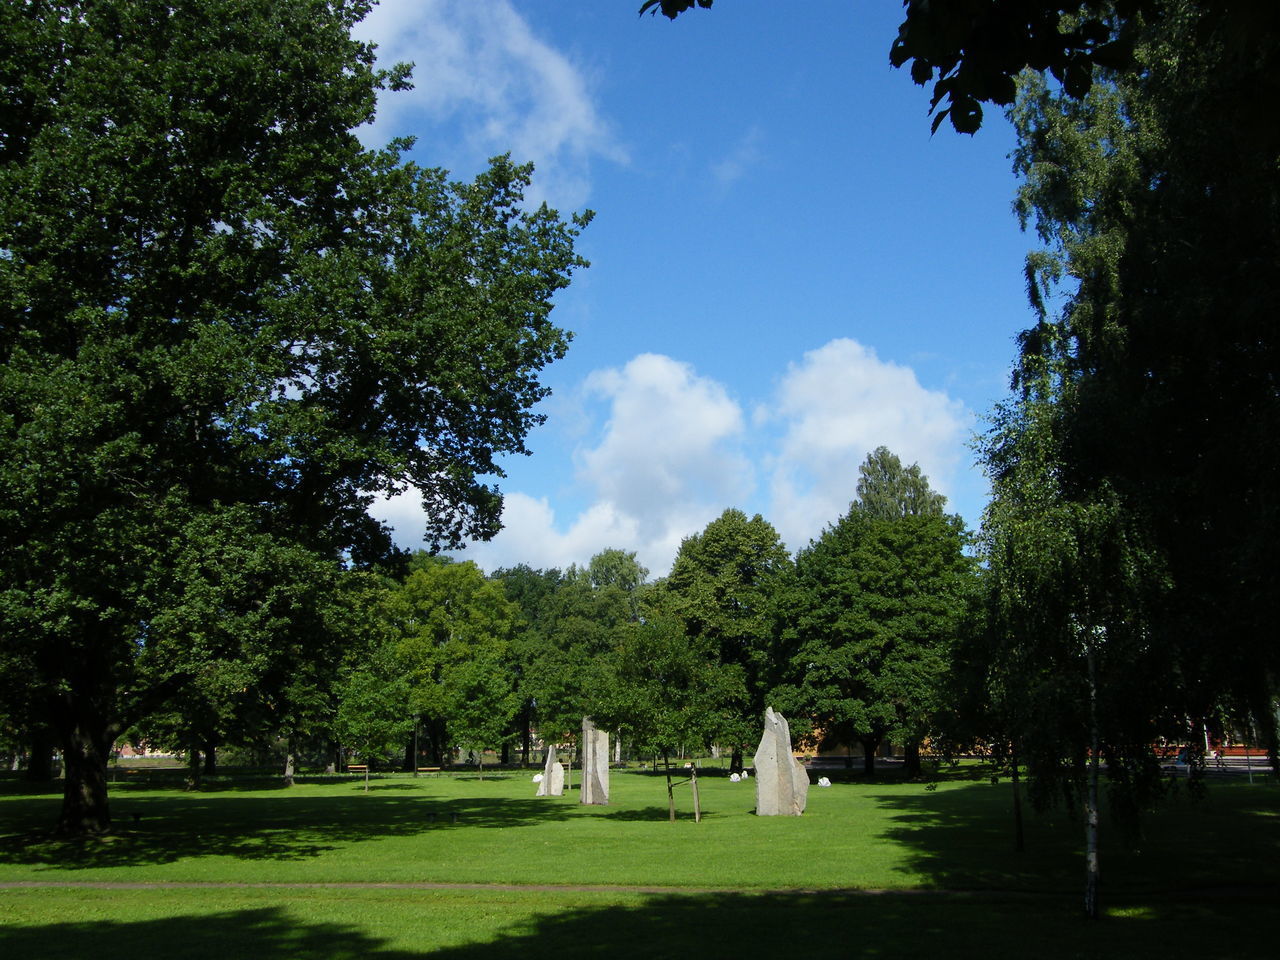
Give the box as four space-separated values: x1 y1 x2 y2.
691 764 701 823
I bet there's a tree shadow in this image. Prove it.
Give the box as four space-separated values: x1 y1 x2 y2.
0 907 420 960
0 793 577 870
863 778 1280 896
1 892 1275 960
595 805 705 822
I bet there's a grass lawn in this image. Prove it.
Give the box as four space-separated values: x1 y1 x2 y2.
2 766 1277 958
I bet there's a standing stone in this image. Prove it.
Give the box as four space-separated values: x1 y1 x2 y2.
580 716 610 805
753 706 809 816
536 745 565 797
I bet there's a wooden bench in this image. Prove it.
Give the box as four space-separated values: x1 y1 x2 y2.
416 766 441 775
347 764 368 774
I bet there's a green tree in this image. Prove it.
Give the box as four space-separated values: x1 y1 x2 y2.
783 451 973 775
854 446 947 520
665 509 792 771
1003 5 1280 777
387 557 521 768
590 613 743 817
334 657 414 792
492 563 565 765
0 0 588 834
443 648 520 778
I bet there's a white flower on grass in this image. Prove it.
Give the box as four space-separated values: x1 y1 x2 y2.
729 773 741 783
817 776 832 787
532 773 544 783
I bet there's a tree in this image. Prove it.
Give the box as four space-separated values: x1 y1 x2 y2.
782 450 973 775
492 563 565 765
0 0 588 834
979 4 1280 915
1003 5 1280 776
590 613 743 817
665 509 792 771
386 557 522 769
334 655 414 792
854 446 947 520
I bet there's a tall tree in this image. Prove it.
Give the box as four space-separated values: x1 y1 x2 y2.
0 0 588 834
386 557 521 768
854 446 947 520
492 563 565 765
590 612 744 815
978 5 1280 915
665 509 791 771
1002 1 1280 768
784 452 973 775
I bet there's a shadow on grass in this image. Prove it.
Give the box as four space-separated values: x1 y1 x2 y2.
2 893 1277 960
863 776 1280 897
0 793 575 870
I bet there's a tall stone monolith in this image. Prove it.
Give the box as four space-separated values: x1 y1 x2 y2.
536 744 564 797
753 706 809 816
580 716 609 805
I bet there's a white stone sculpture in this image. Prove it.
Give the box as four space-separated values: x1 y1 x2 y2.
536 744 564 797
752 706 809 816
580 717 610 805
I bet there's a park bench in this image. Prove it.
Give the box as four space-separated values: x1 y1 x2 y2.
347 764 368 774
416 766 442 775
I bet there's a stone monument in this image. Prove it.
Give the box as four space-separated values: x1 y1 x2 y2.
753 706 809 816
580 716 610 805
536 744 565 797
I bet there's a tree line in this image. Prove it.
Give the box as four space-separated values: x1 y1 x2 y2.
3 445 974 795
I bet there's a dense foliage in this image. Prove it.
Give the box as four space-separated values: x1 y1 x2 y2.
0 0 588 833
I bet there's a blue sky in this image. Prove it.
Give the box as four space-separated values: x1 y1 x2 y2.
357 1 1035 576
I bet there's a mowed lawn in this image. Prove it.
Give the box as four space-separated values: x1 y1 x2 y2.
2 767 1278 958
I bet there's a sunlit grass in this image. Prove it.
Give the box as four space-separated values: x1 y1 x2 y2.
1 768 1277 958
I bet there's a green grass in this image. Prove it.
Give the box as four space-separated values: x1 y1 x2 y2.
2 767 1277 958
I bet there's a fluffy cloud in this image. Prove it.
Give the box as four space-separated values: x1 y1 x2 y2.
372 341 975 576
353 0 624 209
762 338 972 552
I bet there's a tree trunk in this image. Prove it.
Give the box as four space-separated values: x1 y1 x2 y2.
860 736 880 775
903 739 922 777
730 747 744 774
520 706 532 767
664 753 675 822
282 743 296 787
186 748 202 789
202 740 218 776
1011 747 1025 853
56 721 113 835
1084 643 1101 920
25 726 56 782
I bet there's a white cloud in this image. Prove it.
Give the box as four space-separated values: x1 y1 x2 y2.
372 342 975 576
762 338 972 552
711 126 765 187
579 353 751 530
353 0 625 209
377 353 752 576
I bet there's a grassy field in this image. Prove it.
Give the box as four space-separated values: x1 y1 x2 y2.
2 766 1277 958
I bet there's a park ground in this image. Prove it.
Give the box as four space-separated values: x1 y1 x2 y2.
1 764 1277 958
